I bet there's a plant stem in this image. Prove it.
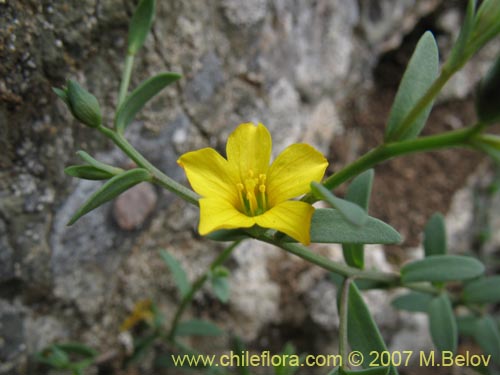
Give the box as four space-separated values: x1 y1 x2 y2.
322 125 480 192
98 125 199 205
261 234 399 284
167 240 242 340
117 53 135 108
339 278 353 370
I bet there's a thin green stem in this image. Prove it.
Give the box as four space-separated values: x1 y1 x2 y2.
321 125 480 192
97 125 199 205
261 234 399 284
117 53 135 108
339 278 352 370
167 240 242 340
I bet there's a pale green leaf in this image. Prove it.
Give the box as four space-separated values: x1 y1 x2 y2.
463 275 500 304
474 315 500 365
423 213 447 256
211 275 230 303
311 182 368 226
342 170 374 269
128 0 156 55
175 319 223 337
391 291 433 313
401 255 484 283
385 31 439 141
428 293 457 353
309 209 401 245
67 168 151 225
347 283 398 375
64 165 115 180
159 249 191 298
115 72 181 133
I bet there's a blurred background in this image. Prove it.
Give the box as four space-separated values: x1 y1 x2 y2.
1 0 499 374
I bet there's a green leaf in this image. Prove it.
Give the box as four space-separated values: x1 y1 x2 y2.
325 368 340 375
67 168 151 225
423 213 447 256
342 170 374 269
115 72 181 133
35 346 70 369
385 31 439 142
274 343 301 375
469 0 500 56
391 291 433 313
401 255 484 283
128 0 156 55
474 315 500 365
347 283 398 375
159 249 191 298
53 87 69 106
309 209 401 245
463 275 500 304
456 315 478 337
54 343 97 359
446 0 476 69
311 182 368 226
428 293 457 353
76 151 125 175
64 165 116 180
175 319 223 337
211 274 230 303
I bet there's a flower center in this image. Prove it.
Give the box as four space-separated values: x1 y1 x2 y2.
236 169 268 216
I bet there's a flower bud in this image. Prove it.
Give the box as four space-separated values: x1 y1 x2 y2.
66 80 102 128
476 54 500 125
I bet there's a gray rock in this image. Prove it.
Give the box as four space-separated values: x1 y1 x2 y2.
113 182 158 231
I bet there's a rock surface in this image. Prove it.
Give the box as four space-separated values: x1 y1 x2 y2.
1 1 499 374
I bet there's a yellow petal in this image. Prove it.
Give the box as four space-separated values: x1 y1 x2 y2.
226 123 272 177
178 148 238 204
199 198 255 234
254 201 315 245
267 144 328 206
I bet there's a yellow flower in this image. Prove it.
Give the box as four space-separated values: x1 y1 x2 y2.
177 123 328 244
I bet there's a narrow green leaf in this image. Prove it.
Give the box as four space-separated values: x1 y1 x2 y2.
311 182 368 226
310 209 401 245
342 170 374 269
463 275 500 304
159 249 191 298
325 368 340 375
391 291 433 312
423 213 447 256
64 165 116 180
385 31 439 142
115 72 181 133
53 87 69 106
232 336 251 375
75 151 124 176
54 343 97 359
469 0 500 56
67 168 151 225
447 0 476 69
456 315 478 337
401 255 484 283
176 319 223 337
347 283 398 375
474 315 500 365
211 275 230 303
428 293 458 353
128 0 156 55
